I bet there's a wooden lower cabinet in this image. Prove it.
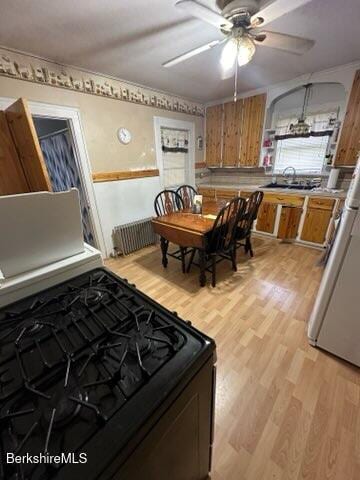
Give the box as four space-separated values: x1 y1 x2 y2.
255 202 277 234
198 187 216 202
301 208 333 244
216 189 239 202
278 206 303 240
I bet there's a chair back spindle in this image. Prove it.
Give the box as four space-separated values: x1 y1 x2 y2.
176 185 197 209
237 191 264 238
154 190 184 217
210 197 247 253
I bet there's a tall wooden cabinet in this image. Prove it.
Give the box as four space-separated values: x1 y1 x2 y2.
222 100 242 167
0 111 30 195
335 69 360 166
0 98 51 196
205 104 223 167
205 94 266 168
239 94 266 167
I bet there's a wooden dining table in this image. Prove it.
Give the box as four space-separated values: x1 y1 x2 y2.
151 200 226 287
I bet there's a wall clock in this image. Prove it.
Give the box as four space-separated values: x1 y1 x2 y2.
118 127 132 145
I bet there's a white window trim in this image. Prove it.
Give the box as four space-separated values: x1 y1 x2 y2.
153 116 195 190
0 96 106 256
273 135 330 176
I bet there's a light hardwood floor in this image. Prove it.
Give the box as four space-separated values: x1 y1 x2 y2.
106 236 360 480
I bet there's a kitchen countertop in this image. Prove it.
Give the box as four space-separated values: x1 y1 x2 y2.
198 183 347 199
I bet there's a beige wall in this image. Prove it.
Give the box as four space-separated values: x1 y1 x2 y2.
0 76 204 172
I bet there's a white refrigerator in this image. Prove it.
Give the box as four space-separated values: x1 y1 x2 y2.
308 156 360 366
0 190 103 307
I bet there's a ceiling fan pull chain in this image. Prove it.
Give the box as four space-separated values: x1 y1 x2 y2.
234 40 240 103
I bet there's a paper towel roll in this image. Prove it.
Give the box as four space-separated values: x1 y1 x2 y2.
327 168 340 189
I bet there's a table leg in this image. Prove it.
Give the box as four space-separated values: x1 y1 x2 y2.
199 249 206 287
160 237 169 268
180 247 186 274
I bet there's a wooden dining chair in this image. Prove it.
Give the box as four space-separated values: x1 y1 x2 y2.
176 185 197 209
187 196 247 287
154 189 189 273
154 190 184 216
236 191 264 257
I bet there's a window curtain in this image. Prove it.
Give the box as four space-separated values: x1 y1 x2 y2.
275 112 337 140
40 132 95 246
161 128 189 153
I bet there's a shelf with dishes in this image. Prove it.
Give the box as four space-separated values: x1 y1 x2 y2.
261 128 276 168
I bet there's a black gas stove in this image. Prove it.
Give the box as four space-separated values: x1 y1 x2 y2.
0 268 215 480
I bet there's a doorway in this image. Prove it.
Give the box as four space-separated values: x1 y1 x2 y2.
154 117 195 189
33 116 95 246
0 97 106 256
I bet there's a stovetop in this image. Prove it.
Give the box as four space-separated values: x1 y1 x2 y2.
0 268 214 480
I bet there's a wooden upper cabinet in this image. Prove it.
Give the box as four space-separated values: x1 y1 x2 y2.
239 93 266 167
205 104 223 167
5 98 52 192
206 93 266 169
0 111 30 195
222 101 243 167
335 70 360 166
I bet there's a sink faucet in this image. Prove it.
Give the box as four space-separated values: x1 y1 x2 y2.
282 166 297 184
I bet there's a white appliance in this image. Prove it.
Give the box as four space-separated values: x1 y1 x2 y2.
0 189 103 307
308 156 360 366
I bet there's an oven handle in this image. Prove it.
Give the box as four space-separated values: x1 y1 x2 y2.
209 364 217 471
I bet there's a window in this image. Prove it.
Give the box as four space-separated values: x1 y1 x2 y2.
273 135 329 175
273 112 333 175
162 151 187 188
161 127 189 188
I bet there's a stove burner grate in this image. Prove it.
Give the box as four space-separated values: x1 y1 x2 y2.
0 269 188 479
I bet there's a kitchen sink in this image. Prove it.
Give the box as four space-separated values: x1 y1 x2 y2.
261 182 315 191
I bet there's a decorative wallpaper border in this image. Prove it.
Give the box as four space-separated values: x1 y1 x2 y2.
0 48 204 117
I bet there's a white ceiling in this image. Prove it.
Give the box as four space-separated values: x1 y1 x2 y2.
0 0 359 102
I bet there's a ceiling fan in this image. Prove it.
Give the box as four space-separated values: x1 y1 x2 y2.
163 0 315 98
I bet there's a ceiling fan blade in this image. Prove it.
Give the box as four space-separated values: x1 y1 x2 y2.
251 0 312 27
163 39 225 67
254 31 315 55
176 0 233 30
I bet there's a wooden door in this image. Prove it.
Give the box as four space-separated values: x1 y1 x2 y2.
5 98 52 191
301 208 333 244
278 206 303 240
335 69 360 166
255 202 277 234
0 111 30 195
222 100 243 167
239 94 266 167
206 104 223 167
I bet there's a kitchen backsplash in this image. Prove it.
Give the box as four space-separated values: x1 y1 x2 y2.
196 167 354 191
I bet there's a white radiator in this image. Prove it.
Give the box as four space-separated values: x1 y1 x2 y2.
112 218 156 256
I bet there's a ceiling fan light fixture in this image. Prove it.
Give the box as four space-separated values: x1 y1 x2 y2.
237 36 256 66
220 38 238 71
